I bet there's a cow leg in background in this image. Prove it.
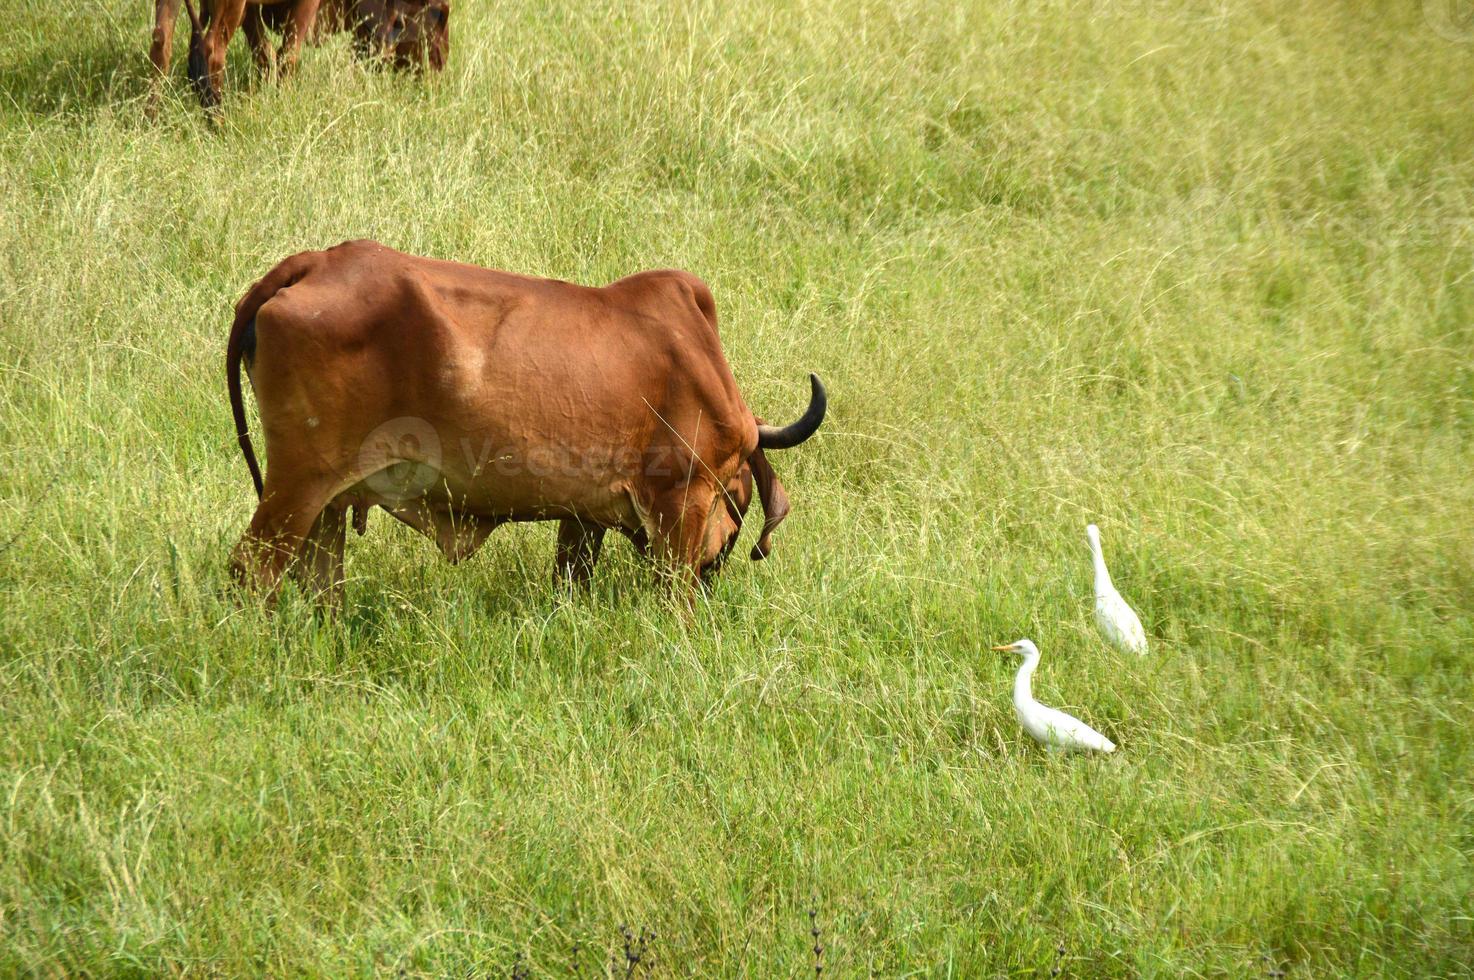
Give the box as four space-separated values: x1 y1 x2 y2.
193 0 246 108
555 520 606 586
228 477 338 600
380 501 500 564
277 0 324 77
620 526 651 560
293 501 347 610
648 482 720 599
242 5 278 78
147 0 185 116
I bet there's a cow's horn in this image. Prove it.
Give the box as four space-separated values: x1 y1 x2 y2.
756 373 826 450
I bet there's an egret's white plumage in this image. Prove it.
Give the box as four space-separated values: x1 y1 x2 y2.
993 639 1117 753
1087 523 1148 655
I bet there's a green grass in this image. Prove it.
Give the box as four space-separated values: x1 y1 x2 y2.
2 0 1473 973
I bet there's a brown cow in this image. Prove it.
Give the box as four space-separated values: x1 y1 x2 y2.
148 0 323 110
259 0 450 73
225 240 826 608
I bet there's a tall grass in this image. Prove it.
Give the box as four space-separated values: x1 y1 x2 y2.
1 0 1472 973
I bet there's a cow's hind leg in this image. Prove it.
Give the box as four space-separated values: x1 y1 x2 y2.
229 478 337 602
555 519 606 587
293 501 347 611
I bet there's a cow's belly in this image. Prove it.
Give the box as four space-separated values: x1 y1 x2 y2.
337 458 643 565
349 457 642 530
341 406 654 531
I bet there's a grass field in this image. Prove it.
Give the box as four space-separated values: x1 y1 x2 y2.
3 0 1473 974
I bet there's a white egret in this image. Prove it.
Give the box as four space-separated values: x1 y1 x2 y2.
1087 523 1148 655
993 639 1117 753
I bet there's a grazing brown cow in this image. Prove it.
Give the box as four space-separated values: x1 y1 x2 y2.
259 0 450 72
148 0 322 111
226 240 826 608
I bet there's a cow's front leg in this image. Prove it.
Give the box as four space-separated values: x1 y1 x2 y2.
555 519 606 587
648 482 719 603
191 0 246 109
277 0 323 76
146 0 184 117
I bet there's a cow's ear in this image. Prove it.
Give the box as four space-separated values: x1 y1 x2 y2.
748 447 790 560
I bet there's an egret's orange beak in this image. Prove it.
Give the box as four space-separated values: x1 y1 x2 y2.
992 644 1016 652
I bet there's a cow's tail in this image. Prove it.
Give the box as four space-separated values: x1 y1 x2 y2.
227 254 313 499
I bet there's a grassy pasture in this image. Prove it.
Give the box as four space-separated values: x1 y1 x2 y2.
2 0 1473 973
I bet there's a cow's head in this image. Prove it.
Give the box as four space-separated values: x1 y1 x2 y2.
351 0 450 72
699 374 826 582
696 374 824 583
700 447 790 583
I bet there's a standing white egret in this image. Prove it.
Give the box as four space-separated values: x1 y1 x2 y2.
993 639 1117 753
1087 523 1148 655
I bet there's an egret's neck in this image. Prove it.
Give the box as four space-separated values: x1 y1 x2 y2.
1089 534 1114 595
1013 652 1040 707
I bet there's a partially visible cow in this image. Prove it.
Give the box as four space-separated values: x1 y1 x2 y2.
325 0 449 71
225 240 826 608
259 0 450 73
148 0 323 111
